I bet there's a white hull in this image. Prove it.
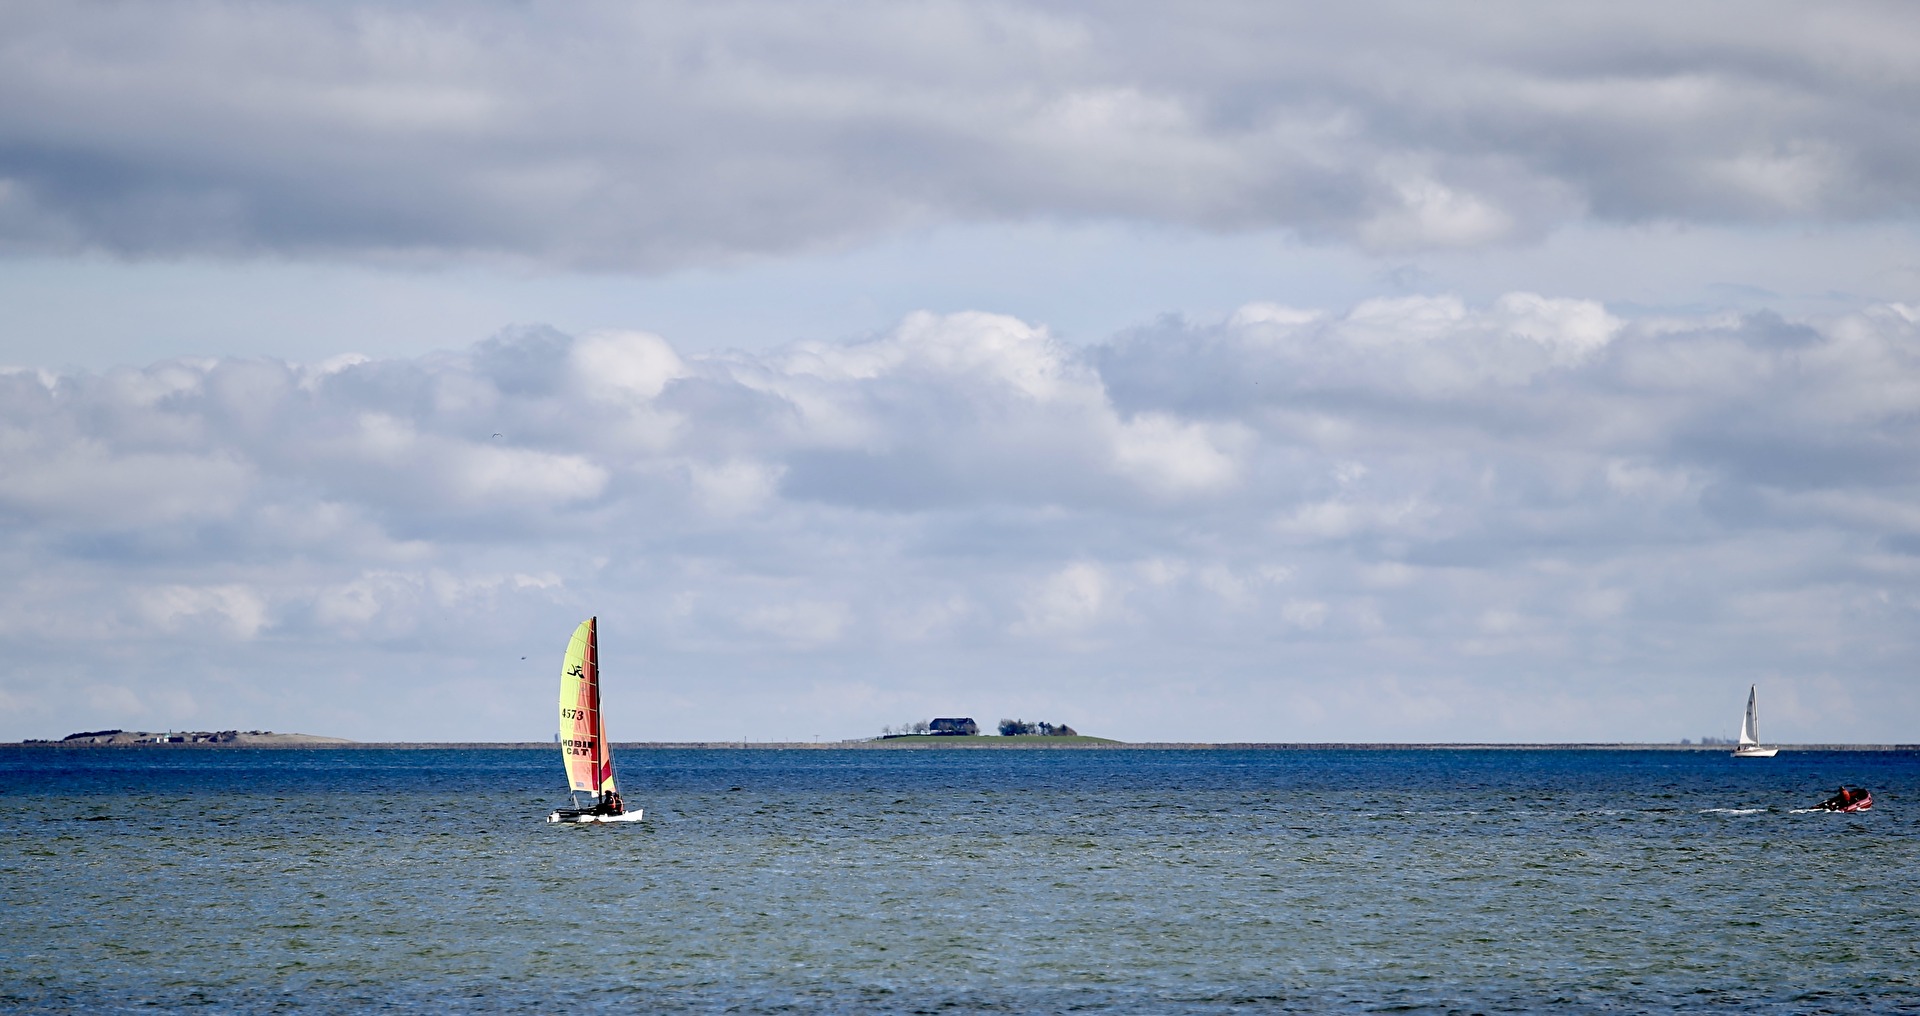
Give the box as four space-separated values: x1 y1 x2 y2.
1731 746 1778 758
547 808 644 824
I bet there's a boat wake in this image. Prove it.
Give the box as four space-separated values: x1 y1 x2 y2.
1699 807 1768 816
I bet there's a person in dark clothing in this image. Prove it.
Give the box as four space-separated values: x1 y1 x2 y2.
1816 785 1870 811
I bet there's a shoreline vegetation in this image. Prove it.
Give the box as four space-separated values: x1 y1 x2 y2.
10 732 1919 750
868 733 1118 747
23 729 357 746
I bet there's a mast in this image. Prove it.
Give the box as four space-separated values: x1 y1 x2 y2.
588 617 616 799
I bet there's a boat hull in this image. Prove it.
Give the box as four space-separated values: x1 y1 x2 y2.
1731 746 1778 757
547 808 644 824
1813 788 1872 813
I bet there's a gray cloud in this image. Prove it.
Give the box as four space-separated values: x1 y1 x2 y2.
2 297 1918 742
2 1 1917 269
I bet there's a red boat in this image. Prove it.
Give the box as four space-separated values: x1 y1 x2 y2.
1813 786 1873 812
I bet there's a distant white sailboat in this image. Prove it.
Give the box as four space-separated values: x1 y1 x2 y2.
1731 684 1779 758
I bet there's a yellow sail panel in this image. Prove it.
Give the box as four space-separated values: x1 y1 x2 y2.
558 617 604 793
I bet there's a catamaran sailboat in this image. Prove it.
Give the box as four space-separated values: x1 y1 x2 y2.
1731 683 1779 758
547 617 643 823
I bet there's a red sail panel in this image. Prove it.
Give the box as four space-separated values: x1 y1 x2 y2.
590 622 615 794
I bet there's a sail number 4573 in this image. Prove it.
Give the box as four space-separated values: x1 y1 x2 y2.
561 707 587 720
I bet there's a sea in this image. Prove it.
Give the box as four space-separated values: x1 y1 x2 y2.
1 746 1916 1014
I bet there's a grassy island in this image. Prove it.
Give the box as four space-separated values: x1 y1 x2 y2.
866 734 1120 748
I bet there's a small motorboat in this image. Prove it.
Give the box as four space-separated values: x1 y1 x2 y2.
1812 786 1873 813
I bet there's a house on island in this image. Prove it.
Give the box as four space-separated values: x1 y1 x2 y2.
928 717 978 736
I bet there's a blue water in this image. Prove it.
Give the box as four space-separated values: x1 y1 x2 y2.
1 747 1916 1013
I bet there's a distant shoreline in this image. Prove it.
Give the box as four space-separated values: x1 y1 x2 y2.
17 730 355 747
11 739 1918 751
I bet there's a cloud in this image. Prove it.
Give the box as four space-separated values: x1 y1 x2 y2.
135 584 269 639
1110 413 1243 497
569 330 686 402
1016 562 1116 638
737 599 851 648
2 2 1917 268
3 297 1920 741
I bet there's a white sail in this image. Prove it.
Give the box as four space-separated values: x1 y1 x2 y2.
1732 684 1778 757
1738 684 1759 747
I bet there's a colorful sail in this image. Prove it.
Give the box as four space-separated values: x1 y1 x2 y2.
558 617 617 796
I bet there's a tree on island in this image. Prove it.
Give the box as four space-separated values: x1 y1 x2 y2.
997 718 1077 737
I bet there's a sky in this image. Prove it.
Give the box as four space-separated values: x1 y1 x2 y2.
3 0 1919 744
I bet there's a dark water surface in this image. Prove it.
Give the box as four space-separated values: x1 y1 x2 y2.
2 747 1916 1013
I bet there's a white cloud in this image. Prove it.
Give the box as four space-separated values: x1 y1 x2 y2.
1279 600 1329 631
1358 171 1518 253
738 599 850 647
3 296 1920 742
0 445 252 526
314 571 424 632
801 310 1088 403
1229 303 1323 330
882 593 972 643
86 684 147 718
570 330 686 401
134 584 269 639
4 4 1916 268
1109 413 1241 497
9 1 1920 747
1016 562 1115 638
319 412 609 511
1487 293 1621 361
1273 497 1429 543
1604 459 1698 501
443 444 608 507
686 458 783 518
